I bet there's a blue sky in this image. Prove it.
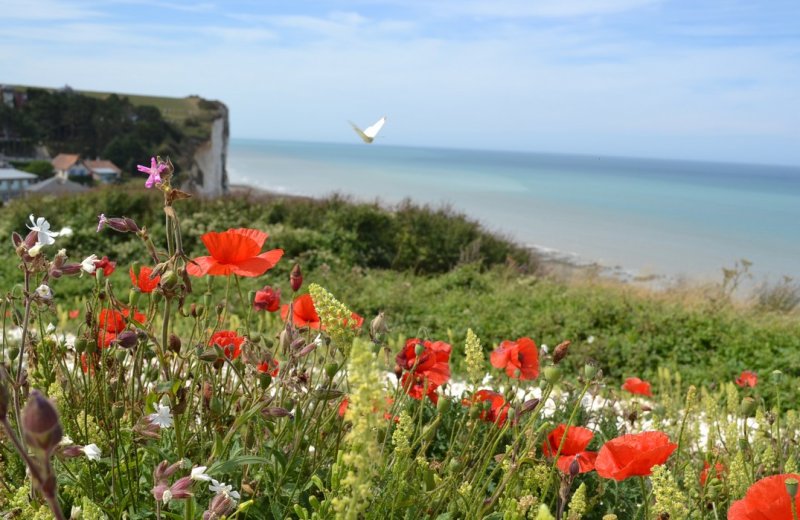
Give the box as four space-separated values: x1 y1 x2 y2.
2 0 799 165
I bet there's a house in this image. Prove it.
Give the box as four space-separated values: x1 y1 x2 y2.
26 176 90 195
84 159 121 183
52 153 89 178
0 164 38 202
51 154 121 183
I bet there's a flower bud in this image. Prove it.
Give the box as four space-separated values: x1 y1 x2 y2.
325 363 339 379
263 407 294 419
584 362 599 380
552 340 571 364
741 396 757 417
169 476 194 500
169 333 182 353
278 329 291 351
786 477 799 499
113 330 139 350
259 372 272 389
112 402 126 419
543 366 562 384
772 369 784 384
22 390 63 453
437 396 450 414
290 263 303 292
569 456 581 477
414 342 426 357
199 349 220 363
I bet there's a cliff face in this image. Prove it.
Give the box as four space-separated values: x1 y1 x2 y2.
184 103 229 197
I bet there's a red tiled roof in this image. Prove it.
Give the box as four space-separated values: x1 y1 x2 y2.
52 153 80 171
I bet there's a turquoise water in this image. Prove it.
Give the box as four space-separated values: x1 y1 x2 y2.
228 139 800 283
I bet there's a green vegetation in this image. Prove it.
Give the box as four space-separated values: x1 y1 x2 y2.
0 86 224 174
1 180 798 519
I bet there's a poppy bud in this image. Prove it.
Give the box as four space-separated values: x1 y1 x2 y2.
325 363 339 379
199 349 220 363
393 364 403 380
290 263 303 292
772 369 784 383
552 340 571 364
112 402 125 419
169 333 182 353
414 342 425 357
437 396 450 414
278 329 291 351
543 366 562 384
741 396 757 417
259 372 272 389
569 456 581 477
161 270 178 289
8 347 19 361
584 362 599 380
786 478 799 499
22 390 63 453
448 458 463 472
263 407 293 419
113 331 139 350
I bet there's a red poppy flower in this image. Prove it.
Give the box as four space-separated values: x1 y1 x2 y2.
68 309 79 319
735 370 758 388
254 286 281 312
187 228 284 277
469 390 511 427
130 265 160 293
209 330 244 360
280 294 321 329
489 337 539 380
542 424 598 474
595 431 677 481
401 372 440 404
345 312 364 329
622 377 653 397
257 358 279 376
396 338 452 388
700 461 726 487
80 352 97 374
728 473 800 520
94 256 116 277
97 308 146 347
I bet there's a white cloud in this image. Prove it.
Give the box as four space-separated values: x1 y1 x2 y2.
3 0 104 20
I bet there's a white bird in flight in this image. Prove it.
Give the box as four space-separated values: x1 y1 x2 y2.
350 116 386 144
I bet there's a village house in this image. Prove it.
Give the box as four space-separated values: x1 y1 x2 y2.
51 154 121 183
0 162 38 203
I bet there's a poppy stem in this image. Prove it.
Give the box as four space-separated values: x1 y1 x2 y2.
638 476 650 520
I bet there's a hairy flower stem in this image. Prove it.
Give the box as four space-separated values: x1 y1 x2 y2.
543 380 591 500
13 269 33 447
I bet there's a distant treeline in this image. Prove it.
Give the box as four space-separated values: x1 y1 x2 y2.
0 88 182 173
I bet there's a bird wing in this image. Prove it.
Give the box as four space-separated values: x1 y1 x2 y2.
362 116 386 139
349 121 373 143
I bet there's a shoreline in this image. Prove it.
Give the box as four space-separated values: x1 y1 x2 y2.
228 183 705 294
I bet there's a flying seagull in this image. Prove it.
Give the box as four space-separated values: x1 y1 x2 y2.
350 116 386 144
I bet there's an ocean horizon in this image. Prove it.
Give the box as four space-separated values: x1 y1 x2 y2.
227 138 800 285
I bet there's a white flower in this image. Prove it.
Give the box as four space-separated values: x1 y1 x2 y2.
58 226 73 237
35 284 53 301
209 479 240 500
27 214 59 246
60 435 74 446
82 443 101 461
161 489 173 504
191 465 212 482
28 244 43 257
70 505 82 519
46 323 56 334
149 404 173 429
80 254 98 274
587 335 596 344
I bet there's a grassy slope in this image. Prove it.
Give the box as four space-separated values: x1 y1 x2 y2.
2 187 798 403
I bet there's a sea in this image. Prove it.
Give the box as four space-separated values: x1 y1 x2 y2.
228 139 800 286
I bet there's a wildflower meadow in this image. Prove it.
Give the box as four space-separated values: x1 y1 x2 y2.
2 156 800 519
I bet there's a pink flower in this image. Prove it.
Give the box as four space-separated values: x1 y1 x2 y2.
137 157 168 189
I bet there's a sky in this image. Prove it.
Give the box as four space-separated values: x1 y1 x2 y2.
2 0 799 165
